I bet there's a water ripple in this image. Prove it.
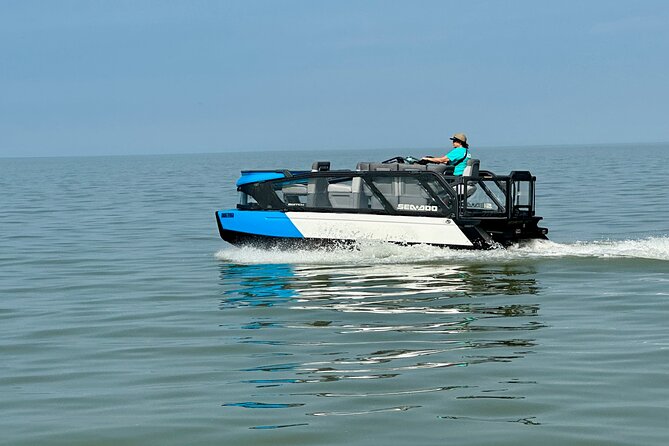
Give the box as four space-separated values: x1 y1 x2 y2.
308 405 421 417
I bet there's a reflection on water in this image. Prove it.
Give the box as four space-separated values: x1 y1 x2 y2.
440 415 541 425
218 263 298 308
217 259 543 430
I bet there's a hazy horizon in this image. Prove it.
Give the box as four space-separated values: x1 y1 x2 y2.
2 1 669 158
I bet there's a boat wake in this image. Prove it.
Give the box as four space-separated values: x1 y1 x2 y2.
215 235 669 265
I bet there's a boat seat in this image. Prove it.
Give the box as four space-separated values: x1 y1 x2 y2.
312 161 330 171
427 164 452 174
356 161 455 174
282 184 308 204
356 162 400 171
307 177 332 207
395 162 453 175
462 158 480 177
282 185 308 195
396 177 431 207
397 164 428 172
327 177 366 209
353 161 458 209
307 161 334 206
327 183 352 193
353 163 397 206
357 162 446 208
454 159 480 197
454 181 478 198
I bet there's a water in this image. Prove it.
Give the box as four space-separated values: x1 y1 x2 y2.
1 145 668 445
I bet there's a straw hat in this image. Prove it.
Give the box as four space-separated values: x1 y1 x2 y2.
450 133 467 144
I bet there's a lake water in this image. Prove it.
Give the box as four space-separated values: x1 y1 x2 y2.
2 144 668 445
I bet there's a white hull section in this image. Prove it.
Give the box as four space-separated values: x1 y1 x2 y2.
286 212 474 247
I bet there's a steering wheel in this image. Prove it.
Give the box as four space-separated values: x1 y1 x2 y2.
381 155 433 165
381 156 405 164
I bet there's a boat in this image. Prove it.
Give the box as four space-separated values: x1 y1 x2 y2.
215 156 548 249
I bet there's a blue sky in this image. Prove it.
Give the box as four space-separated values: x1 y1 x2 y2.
2 0 668 157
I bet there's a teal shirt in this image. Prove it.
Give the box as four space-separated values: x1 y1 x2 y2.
446 147 471 176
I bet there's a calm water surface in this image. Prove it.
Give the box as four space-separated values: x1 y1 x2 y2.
1 145 668 445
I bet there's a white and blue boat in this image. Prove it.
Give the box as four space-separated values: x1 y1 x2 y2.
215 156 548 249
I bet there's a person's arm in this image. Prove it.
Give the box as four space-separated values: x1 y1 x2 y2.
421 155 451 164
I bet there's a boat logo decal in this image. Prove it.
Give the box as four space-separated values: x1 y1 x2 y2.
397 204 439 212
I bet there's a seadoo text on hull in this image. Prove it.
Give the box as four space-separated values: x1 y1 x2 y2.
215 156 548 250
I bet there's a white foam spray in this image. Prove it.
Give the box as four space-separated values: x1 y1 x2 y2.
215 236 669 265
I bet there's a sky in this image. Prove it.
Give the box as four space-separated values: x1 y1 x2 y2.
1 0 669 157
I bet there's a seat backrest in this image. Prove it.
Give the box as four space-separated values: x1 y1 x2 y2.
307 177 331 207
372 163 399 171
356 162 399 171
462 158 480 177
312 161 330 172
397 164 428 172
